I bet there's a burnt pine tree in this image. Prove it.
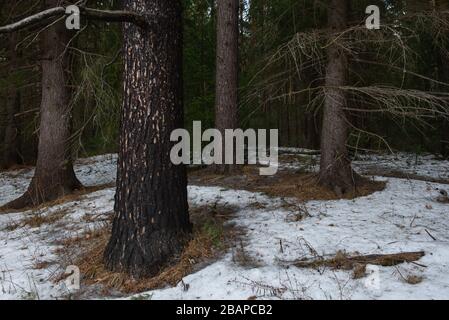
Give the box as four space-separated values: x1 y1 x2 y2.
0 0 188 277
215 0 239 173
4 0 82 209
319 0 357 195
104 0 191 278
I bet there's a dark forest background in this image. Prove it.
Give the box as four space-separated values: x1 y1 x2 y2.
1 0 448 169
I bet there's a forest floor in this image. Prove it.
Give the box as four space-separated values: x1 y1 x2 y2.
0 150 448 300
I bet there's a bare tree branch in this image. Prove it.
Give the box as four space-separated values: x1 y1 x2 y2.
80 7 148 28
0 6 148 34
0 7 65 33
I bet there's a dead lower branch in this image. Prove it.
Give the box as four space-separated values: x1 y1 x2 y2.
0 6 148 34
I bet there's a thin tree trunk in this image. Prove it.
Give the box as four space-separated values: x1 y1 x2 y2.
104 0 191 279
3 91 21 168
301 70 321 150
434 1 449 158
2 32 21 169
4 0 81 209
215 0 239 173
303 111 320 150
319 0 357 195
436 46 449 158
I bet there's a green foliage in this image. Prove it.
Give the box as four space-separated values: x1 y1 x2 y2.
1 0 448 161
201 218 224 248
183 0 217 131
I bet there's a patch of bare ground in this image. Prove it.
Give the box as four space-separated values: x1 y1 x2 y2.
1 207 71 231
54 203 243 297
0 183 115 214
0 164 34 174
189 166 386 201
22 208 70 228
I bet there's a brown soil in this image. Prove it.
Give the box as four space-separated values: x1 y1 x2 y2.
54 203 242 297
0 164 34 173
189 166 386 201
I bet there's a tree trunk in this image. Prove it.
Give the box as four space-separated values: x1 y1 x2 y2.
303 111 320 150
301 69 321 150
436 45 449 158
104 0 191 279
436 5 449 158
3 0 81 209
2 32 21 169
319 0 356 195
215 0 239 173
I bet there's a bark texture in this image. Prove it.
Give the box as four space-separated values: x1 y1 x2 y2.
104 0 191 278
4 0 81 209
215 0 239 173
319 0 357 195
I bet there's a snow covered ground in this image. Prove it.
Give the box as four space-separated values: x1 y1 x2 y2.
277 147 449 180
0 152 448 300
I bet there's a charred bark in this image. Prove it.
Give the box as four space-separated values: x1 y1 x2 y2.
3 0 81 209
214 0 239 174
104 0 191 278
319 0 358 195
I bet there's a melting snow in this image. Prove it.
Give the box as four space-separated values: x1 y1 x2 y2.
0 152 448 300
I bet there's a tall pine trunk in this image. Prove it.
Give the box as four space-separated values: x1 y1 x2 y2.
215 0 239 173
4 0 81 209
319 0 356 195
104 0 191 278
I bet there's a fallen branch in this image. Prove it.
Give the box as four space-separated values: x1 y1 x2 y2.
278 149 321 156
290 251 425 270
425 229 437 241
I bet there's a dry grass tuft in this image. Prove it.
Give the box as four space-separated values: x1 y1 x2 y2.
0 164 33 174
55 204 239 295
189 166 386 201
33 260 54 270
352 263 367 279
232 240 262 269
3 220 22 232
22 209 69 228
406 275 423 285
